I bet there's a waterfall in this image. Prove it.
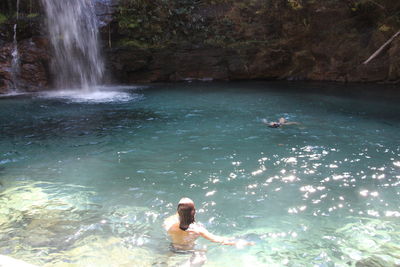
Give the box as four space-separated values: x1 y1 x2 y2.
40 0 105 91
11 0 20 92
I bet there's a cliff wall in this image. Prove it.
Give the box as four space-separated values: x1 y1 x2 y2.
107 0 400 84
1 0 399 93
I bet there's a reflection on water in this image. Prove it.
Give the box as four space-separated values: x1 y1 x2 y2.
0 82 399 266
1 181 399 266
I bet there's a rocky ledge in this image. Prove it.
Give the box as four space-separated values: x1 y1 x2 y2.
1 0 400 94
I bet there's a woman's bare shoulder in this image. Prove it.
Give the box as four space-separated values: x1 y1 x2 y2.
187 222 207 234
163 214 179 231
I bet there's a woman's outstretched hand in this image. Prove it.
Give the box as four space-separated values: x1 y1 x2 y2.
234 239 255 248
221 239 255 247
221 239 236 246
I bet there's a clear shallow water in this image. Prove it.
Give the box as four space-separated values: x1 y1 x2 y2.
0 82 399 266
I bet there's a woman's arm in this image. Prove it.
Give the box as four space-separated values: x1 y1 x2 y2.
198 227 236 245
283 121 300 125
197 226 254 246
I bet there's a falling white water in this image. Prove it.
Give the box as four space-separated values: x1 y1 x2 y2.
10 0 20 92
40 0 105 91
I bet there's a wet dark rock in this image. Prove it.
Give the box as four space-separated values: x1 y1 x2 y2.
94 0 118 27
0 0 50 93
19 37 50 90
0 37 50 93
104 1 400 85
0 43 16 92
106 45 296 83
388 38 400 82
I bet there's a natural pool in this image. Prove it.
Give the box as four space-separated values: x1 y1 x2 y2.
0 82 399 266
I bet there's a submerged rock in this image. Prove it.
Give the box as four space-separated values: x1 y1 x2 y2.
336 218 400 267
0 181 169 266
355 256 393 267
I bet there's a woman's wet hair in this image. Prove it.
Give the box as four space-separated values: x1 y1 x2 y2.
177 202 195 231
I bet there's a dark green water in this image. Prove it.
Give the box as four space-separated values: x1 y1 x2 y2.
0 82 399 266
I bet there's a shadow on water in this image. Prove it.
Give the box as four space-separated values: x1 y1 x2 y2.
147 80 400 100
0 108 164 140
261 82 400 123
147 81 400 124
256 81 400 124
259 81 400 100
299 93 400 125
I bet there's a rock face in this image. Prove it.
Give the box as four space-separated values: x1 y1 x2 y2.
0 0 116 93
105 0 400 84
0 0 49 94
0 44 13 91
106 45 292 83
0 37 50 93
1 0 400 93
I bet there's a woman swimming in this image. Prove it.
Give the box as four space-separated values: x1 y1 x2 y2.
164 198 253 266
164 198 253 250
262 117 300 128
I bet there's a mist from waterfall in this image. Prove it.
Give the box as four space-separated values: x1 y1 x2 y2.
11 0 20 92
40 0 105 91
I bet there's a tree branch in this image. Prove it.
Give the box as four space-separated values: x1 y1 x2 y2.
363 30 400 65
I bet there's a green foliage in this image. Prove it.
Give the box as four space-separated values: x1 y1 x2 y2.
287 0 303 10
117 39 144 48
115 0 281 48
114 0 400 49
0 13 7 24
27 13 39 19
117 0 213 47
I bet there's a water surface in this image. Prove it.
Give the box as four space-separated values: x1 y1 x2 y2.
0 82 399 266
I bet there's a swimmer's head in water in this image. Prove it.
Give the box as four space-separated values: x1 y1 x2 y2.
179 197 194 205
177 198 195 231
268 122 281 128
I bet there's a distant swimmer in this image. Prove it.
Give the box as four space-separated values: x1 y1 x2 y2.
163 198 253 266
262 117 300 128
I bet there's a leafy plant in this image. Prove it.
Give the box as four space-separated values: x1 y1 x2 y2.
0 13 7 24
27 13 39 19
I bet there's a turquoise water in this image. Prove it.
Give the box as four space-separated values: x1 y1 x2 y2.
0 82 399 266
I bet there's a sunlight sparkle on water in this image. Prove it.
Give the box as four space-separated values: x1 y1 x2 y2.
1 82 400 266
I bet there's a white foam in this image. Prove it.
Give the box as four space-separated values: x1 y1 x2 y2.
38 86 144 103
0 92 28 98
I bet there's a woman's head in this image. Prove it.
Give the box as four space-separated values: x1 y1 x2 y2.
177 198 195 231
